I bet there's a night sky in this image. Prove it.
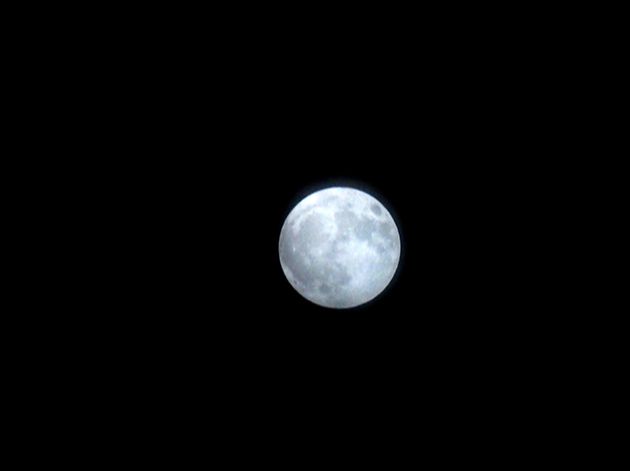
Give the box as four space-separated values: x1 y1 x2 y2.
120 41 549 375
139 131 541 377
98 13 569 444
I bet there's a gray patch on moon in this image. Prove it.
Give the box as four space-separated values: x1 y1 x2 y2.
319 284 331 294
328 262 351 286
371 204 382 215
353 215 379 241
334 210 359 230
379 221 394 236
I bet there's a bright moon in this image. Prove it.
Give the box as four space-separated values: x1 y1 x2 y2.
279 187 401 308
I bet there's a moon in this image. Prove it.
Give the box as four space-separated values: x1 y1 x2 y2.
279 187 401 309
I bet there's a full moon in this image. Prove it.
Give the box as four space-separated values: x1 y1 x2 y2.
279 187 401 308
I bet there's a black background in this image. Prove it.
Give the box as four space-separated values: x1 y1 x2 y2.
4 3 598 462
77 9 578 446
118 72 549 396
129 40 545 351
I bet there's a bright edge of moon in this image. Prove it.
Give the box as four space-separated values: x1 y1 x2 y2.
279 187 401 309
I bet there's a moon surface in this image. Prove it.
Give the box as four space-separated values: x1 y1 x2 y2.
279 187 401 308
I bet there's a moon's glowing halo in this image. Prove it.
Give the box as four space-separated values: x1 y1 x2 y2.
278 182 402 309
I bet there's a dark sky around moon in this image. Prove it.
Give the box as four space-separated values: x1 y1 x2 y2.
133 155 546 398
109 84 552 396
99 9 565 403
77 9 575 444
